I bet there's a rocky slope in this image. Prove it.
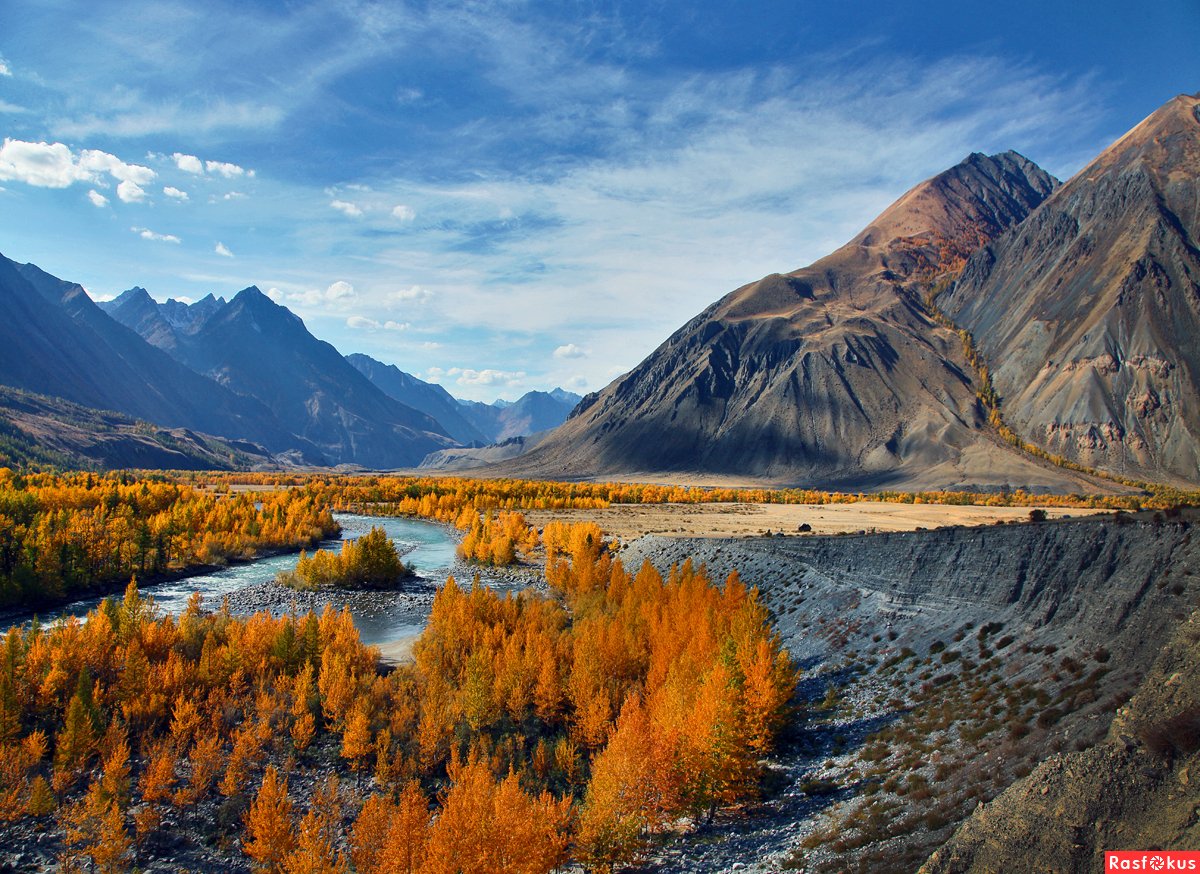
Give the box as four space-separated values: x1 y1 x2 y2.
942 93 1200 486
619 511 1200 871
501 151 1106 490
923 605 1200 873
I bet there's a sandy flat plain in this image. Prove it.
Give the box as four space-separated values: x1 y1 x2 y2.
522 501 1109 541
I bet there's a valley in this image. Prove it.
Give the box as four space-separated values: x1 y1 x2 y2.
0 27 1196 867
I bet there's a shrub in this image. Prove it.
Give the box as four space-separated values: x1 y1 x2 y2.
1137 707 1200 759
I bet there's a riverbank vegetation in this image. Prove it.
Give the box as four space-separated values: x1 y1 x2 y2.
0 522 795 873
276 526 414 591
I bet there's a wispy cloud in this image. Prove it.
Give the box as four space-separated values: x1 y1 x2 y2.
132 226 181 244
215 241 233 257
330 199 363 218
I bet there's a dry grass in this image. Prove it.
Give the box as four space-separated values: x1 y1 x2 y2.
522 501 1104 541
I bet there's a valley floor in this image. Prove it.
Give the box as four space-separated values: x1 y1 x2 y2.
523 500 1106 541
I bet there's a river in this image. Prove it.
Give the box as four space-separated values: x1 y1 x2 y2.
9 513 524 649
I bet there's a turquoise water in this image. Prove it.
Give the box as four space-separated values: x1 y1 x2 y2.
12 514 470 646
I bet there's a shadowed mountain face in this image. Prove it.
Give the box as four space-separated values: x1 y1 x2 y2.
0 256 307 456
345 353 490 446
105 287 457 468
942 94 1200 486
504 152 1084 489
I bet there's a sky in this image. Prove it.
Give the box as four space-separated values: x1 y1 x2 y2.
0 1 1197 401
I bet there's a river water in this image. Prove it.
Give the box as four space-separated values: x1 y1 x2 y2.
11 513 503 648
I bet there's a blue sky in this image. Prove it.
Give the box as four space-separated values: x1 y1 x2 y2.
0 1 1197 401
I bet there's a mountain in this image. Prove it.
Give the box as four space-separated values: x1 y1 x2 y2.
99 288 226 354
499 151 1111 489
457 389 582 443
940 93 1200 486
345 353 490 445
116 287 457 468
0 255 310 457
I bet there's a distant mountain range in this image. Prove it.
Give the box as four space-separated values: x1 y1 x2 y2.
490 92 1200 489
0 254 580 469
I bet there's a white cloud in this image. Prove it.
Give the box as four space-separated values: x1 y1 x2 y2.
79 150 155 184
87 189 108 207
173 153 204 174
391 204 415 221
222 191 246 200
0 139 158 195
0 139 91 187
566 375 588 389
390 285 432 303
330 199 363 218
116 179 146 203
421 341 442 349
553 343 588 359
289 280 356 307
448 367 526 387
0 57 10 77
425 367 447 381
206 159 252 178
215 242 234 258
349 316 407 331
326 280 355 300
0 100 27 114
265 287 283 302
132 226 181 244
163 185 188 200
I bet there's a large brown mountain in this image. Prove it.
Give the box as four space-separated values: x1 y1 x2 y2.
503 151 1114 490
941 93 1200 486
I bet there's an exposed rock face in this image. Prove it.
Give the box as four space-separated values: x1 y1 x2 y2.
942 93 1200 486
504 152 1078 489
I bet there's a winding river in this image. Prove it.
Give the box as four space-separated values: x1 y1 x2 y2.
10 514 513 649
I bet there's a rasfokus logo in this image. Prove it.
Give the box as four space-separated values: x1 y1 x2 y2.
1106 852 1200 870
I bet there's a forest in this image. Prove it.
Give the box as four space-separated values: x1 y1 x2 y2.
0 518 794 872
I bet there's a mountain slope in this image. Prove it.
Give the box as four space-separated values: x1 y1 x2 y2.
0 385 277 471
941 93 1200 486
166 288 457 467
345 353 490 445
0 255 308 457
503 152 1100 489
